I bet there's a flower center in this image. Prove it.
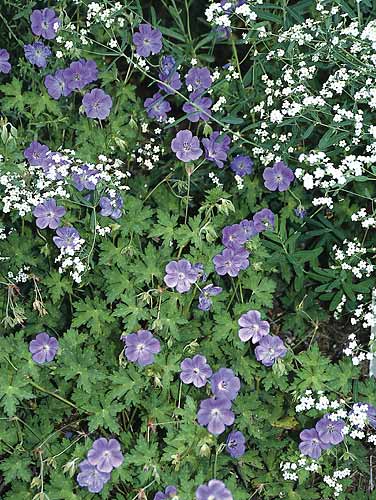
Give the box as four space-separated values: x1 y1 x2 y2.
178 272 185 280
137 343 145 352
183 142 191 152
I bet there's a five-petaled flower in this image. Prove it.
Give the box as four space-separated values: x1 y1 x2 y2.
33 198 66 229
164 259 198 293
123 330 161 367
82 88 112 120
29 332 58 364
171 129 203 162
133 24 163 57
180 354 212 388
87 438 124 473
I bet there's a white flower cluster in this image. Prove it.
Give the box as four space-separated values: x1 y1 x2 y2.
57 1 127 53
132 125 165 170
351 208 376 229
323 468 351 497
280 458 319 482
205 1 259 28
295 390 345 414
208 172 223 188
295 152 370 191
332 238 374 279
56 252 86 284
7 266 30 284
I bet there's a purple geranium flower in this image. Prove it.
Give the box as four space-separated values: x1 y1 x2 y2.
253 208 275 232
226 430 246 458
33 198 66 229
45 69 71 99
76 460 110 494
133 24 163 57
87 438 123 473
24 141 50 167
197 397 235 435
99 193 123 220
183 92 212 122
72 165 100 191
230 155 253 177
144 92 171 121
64 60 98 91
263 161 294 191
0 49 11 74
202 131 231 169
30 8 61 40
196 479 233 500
180 354 212 388
238 310 270 343
24 41 51 68
316 416 345 445
83 88 112 120
213 247 249 277
158 55 182 93
185 67 212 92
171 129 202 162
53 226 81 251
29 332 58 364
198 284 222 311
164 259 198 293
299 428 330 459
154 486 178 500
255 335 287 367
211 368 240 401
123 330 161 367
222 223 248 249
240 219 258 240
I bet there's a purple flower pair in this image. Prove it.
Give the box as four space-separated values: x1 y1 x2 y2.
123 330 161 367
197 368 240 435
213 246 249 278
299 415 345 459
45 59 98 99
77 438 123 493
